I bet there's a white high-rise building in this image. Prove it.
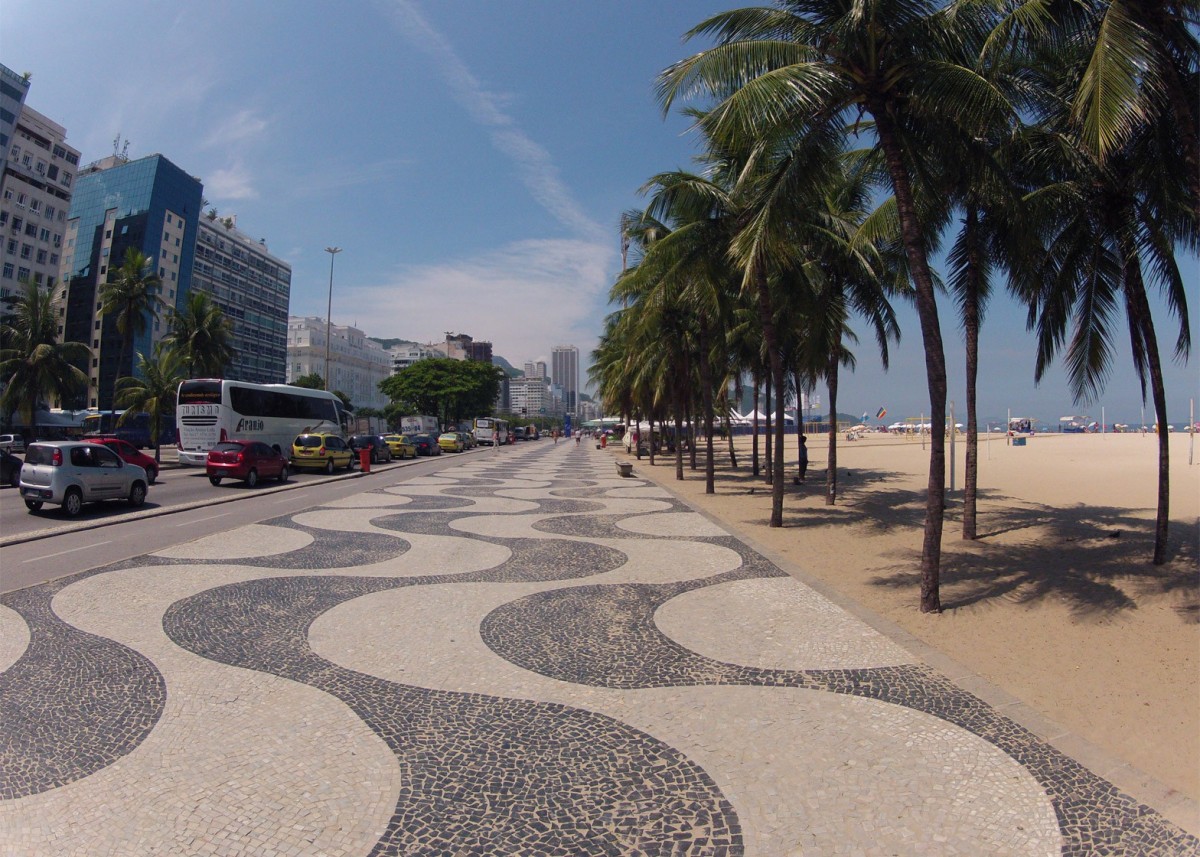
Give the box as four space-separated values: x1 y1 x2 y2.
0 84 78 302
286 316 391 411
551 345 579 416
509 377 549 418
523 360 547 380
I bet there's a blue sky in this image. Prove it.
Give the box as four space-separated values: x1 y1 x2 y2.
5 0 1197 425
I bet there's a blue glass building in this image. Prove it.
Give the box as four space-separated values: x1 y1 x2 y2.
61 154 202 409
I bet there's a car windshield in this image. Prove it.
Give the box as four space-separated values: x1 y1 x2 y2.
296 436 323 448
212 442 244 453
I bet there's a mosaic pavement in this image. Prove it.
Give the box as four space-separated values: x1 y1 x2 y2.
1 443 1196 856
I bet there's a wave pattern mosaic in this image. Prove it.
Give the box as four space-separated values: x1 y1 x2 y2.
1 444 1195 855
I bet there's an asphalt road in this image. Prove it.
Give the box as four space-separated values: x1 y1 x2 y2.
0 446 485 594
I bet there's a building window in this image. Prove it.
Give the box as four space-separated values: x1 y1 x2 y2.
2 263 12 278
60 172 72 187
39 228 49 242
17 266 29 280
24 223 35 237
166 214 172 224
11 216 21 230
95 321 101 330
93 339 99 348
1 189 11 201
45 206 55 219
0 212 6 226
9 145 18 158
20 244 31 259
105 229 112 239
92 358 98 368
29 199 39 213
36 250 46 264
6 240 16 255
52 234 61 247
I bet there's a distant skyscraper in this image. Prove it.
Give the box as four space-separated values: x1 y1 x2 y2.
551 345 579 416
61 153 202 409
191 215 291 384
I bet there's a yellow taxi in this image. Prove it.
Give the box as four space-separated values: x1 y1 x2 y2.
291 433 354 473
383 434 417 459
437 431 465 453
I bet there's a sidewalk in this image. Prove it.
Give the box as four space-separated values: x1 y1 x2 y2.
0 441 1196 855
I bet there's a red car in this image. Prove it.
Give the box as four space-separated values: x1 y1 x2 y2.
86 435 160 484
206 440 289 487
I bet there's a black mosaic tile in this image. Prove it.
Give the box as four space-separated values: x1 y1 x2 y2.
0 578 166 799
162 574 743 856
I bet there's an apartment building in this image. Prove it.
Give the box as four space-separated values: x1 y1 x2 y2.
192 214 291 384
286 316 391 411
551 345 579 416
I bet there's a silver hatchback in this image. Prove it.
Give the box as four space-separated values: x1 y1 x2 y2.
19 441 149 516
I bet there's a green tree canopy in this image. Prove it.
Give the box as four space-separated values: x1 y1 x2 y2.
291 372 326 390
114 342 186 464
379 358 502 428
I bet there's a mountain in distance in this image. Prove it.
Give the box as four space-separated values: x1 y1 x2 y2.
491 354 523 378
368 337 416 350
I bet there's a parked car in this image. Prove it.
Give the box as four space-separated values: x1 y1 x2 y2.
1 448 22 488
382 434 417 459
87 436 160 484
456 431 476 450
0 433 26 453
19 440 149 516
437 431 465 453
291 433 354 473
409 433 442 456
207 440 290 486
348 434 393 464
511 426 527 442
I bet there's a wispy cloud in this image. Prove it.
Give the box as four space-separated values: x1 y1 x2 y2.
327 239 610 362
381 0 607 244
205 161 259 201
202 109 269 148
289 157 414 198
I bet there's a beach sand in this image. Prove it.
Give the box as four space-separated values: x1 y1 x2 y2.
610 430 1199 807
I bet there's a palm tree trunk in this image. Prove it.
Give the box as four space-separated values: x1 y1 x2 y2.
674 386 685 481
751 376 760 477
874 105 949 612
1121 241 1172 564
774 363 787 516
755 270 786 525
764 372 773 484
962 207 981 540
826 355 839 506
726 412 738 469
698 330 716 493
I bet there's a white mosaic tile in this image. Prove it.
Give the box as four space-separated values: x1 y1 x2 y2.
616 511 729 538
0 602 30 673
152 524 313 560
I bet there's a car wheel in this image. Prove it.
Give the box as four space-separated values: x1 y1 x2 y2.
278 465 289 483
246 468 258 488
147 466 158 485
209 476 222 486
345 456 354 471
128 481 147 507
324 459 334 475
370 449 378 464
63 487 83 517
24 499 43 511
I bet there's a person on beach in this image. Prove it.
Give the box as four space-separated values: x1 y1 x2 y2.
799 434 808 482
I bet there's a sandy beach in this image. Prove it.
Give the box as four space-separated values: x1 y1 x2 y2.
610 429 1200 806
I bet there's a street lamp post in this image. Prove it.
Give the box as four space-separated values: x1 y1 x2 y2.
323 246 342 392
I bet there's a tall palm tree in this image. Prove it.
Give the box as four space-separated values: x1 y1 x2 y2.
114 342 186 464
658 0 1011 610
164 290 234 378
100 248 164 385
0 279 91 436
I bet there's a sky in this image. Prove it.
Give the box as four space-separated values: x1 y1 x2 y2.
4 0 1197 426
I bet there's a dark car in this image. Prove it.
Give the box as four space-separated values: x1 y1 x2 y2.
86 436 160 484
207 440 290 487
409 433 442 456
348 434 393 464
1 448 22 488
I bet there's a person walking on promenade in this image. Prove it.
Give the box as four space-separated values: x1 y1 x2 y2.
493 428 500 452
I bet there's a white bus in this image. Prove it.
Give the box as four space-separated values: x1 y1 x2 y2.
176 379 345 466
473 417 509 446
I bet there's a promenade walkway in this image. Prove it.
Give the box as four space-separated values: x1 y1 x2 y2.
1 442 1196 855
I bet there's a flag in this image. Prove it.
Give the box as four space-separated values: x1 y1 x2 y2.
876 407 887 420
862 412 869 423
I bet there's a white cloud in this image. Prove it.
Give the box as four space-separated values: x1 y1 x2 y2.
205 161 259 201
382 0 606 243
329 238 612 363
202 109 268 147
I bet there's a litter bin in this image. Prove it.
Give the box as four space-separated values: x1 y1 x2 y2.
358 447 372 472
1013 436 1027 447
601 435 607 448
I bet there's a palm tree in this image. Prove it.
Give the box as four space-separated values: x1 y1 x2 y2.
99 248 164 387
164 290 234 378
658 0 1011 610
0 279 91 437
114 342 186 464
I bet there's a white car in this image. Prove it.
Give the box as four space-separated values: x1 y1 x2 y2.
0 433 25 453
19 441 149 516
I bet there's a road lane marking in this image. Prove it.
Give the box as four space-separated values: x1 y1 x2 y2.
177 512 230 526
23 541 112 563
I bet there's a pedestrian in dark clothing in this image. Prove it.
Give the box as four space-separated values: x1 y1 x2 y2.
798 434 809 482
